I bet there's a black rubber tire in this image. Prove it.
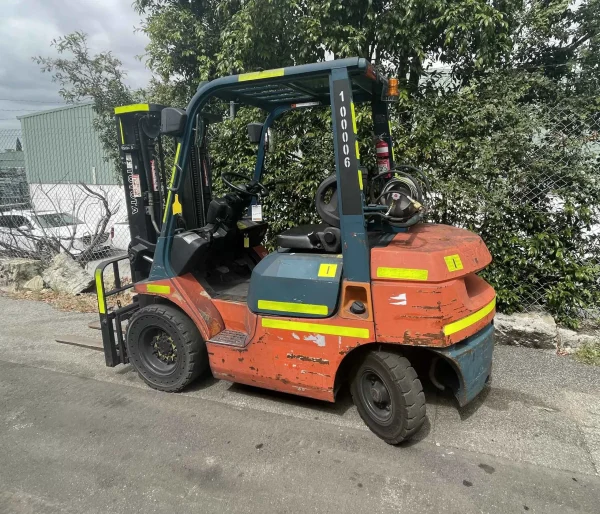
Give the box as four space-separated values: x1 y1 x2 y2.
350 350 426 444
126 304 208 392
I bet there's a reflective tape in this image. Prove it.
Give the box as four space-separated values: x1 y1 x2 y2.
163 143 181 222
258 300 328 316
262 318 370 339
443 298 496 336
376 267 429 281
239 69 284 81
95 269 105 314
146 284 171 294
114 104 150 114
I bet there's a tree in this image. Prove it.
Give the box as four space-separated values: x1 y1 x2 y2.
33 32 144 179
135 0 516 97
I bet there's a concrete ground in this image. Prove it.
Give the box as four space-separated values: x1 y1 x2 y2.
0 296 599 513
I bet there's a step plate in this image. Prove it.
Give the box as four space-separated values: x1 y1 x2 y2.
208 329 248 348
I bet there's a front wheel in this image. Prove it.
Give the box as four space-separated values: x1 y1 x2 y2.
350 350 426 444
126 304 208 392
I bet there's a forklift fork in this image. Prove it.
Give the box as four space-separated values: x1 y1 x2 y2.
95 255 139 367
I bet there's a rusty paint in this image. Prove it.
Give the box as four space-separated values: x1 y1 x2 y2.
238 357 244 362
300 370 331 378
286 353 329 365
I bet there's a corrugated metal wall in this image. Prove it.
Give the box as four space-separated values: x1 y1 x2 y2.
20 103 116 185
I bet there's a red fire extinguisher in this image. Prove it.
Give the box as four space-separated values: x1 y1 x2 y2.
376 139 391 177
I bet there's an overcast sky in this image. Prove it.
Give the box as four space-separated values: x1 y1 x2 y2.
0 0 152 131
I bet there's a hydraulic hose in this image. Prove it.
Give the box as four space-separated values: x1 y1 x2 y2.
138 117 161 234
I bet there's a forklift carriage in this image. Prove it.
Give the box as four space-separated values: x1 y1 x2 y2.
96 58 495 444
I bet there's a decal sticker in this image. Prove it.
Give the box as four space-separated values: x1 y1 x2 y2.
131 174 142 198
390 293 407 306
251 204 263 222
445 254 464 272
318 263 338 278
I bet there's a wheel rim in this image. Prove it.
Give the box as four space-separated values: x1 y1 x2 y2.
359 368 393 424
138 327 179 376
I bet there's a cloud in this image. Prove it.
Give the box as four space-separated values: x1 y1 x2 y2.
0 0 152 129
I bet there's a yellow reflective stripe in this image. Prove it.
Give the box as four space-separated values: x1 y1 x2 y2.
444 298 496 336
119 119 125 144
114 104 150 114
95 269 105 314
262 318 370 339
146 284 171 294
388 120 395 160
239 69 284 81
377 267 429 281
350 102 358 133
358 169 363 190
355 140 360 159
318 263 338 278
258 300 328 316
163 143 182 222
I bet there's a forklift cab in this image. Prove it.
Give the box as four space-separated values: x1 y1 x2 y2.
96 58 496 445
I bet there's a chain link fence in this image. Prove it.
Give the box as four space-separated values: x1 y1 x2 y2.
514 103 600 314
0 111 129 268
0 98 598 321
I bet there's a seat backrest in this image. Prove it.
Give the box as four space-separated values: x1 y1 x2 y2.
277 224 341 253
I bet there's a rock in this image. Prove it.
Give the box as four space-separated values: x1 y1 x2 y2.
42 253 93 294
557 327 598 352
22 275 45 292
0 258 43 288
494 312 557 349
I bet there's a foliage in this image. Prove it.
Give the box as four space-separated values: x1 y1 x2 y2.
135 0 515 91
34 32 144 180
574 340 600 366
393 70 600 326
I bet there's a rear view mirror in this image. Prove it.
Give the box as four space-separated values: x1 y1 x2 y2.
247 122 263 144
161 107 187 137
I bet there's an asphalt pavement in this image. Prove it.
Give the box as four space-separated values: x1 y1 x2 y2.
0 295 599 513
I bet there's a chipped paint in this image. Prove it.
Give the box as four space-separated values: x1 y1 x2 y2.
292 333 300 340
300 370 331 378
286 353 329 365
304 334 326 347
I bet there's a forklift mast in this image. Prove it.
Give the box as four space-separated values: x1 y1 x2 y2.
115 104 164 282
115 105 215 282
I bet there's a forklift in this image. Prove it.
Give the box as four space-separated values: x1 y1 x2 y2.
96 58 495 444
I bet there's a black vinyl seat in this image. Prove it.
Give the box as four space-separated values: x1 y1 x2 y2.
277 223 341 253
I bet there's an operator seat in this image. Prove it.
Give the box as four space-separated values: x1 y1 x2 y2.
277 223 341 253
276 175 342 253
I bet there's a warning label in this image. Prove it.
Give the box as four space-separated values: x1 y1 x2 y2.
132 174 142 198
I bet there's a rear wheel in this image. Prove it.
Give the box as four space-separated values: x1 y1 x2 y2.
350 350 426 444
126 304 208 392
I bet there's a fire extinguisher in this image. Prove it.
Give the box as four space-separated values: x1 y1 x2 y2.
376 138 391 177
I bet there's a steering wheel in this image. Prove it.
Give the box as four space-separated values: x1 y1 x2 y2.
221 172 269 197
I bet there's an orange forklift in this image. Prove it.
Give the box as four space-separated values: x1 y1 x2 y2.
96 58 495 444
